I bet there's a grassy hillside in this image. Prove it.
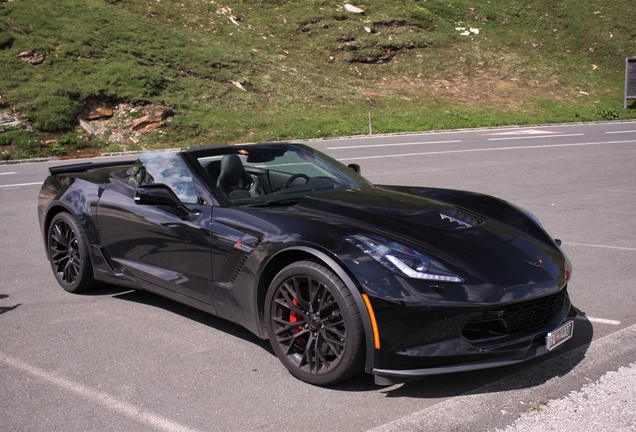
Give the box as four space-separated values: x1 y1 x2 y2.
1 0 635 160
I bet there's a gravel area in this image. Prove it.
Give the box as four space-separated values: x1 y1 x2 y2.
500 363 636 432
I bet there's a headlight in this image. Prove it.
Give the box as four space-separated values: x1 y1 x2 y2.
346 234 464 283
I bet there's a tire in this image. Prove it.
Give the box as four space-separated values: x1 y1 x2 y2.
47 212 96 293
265 260 365 385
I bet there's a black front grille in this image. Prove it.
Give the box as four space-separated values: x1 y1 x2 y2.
462 288 567 341
503 288 567 333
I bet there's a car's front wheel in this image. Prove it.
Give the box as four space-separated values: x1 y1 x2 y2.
265 261 365 385
47 212 95 293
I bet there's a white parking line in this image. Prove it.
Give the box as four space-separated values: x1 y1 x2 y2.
483 129 563 136
328 140 461 150
586 317 622 326
0 352 202 432
564 242 636 252
0 182 41 188
337 139 636 161
488 133 584 141
0 172 16 175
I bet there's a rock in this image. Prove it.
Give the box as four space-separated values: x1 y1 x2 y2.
86 106 113 120
134 122 164 133
78 118 96 135
0 112 21 130
344 54 393 64
344 4 364 14
217 6 239 25
338 43 358 51
18 51 44 65
231 81 247 91
337 35 355 42
374 20 424 30
130 112 166 132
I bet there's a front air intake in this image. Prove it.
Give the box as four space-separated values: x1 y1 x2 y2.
462 287 568 342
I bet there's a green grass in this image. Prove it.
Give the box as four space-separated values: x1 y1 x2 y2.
1 0 635 159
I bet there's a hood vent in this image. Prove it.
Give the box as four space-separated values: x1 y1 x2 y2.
408 207 484 230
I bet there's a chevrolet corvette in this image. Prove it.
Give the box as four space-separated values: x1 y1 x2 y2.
38 142 576 385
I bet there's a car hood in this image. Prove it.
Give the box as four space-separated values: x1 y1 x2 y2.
294 186 525 257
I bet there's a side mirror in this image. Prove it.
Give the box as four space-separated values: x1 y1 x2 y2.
134 184 190 218
347 163 361 174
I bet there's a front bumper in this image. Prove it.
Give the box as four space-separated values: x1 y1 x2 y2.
372 319 575 385
362 275 577 385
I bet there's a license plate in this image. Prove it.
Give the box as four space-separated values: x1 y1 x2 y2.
546 320 574 351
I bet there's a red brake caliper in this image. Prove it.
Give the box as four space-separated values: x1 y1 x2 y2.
289 299 307 348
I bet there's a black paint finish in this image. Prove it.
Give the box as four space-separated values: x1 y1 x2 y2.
38 143 576 384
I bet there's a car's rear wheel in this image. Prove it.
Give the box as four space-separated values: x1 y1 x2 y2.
265 261 365 385
47 212 95 293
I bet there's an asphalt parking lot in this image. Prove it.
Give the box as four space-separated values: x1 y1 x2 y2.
1 121 635 431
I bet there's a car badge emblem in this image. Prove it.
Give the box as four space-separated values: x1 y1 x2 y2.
523 255 545 269
233 242 254 253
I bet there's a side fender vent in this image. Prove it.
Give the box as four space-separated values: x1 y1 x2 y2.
229 254 249 285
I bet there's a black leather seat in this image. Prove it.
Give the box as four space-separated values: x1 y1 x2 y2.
216 154 254 199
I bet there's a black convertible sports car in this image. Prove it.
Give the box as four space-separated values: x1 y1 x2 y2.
38 142 575 385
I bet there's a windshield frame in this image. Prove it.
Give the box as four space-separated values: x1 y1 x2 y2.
185 143 374 207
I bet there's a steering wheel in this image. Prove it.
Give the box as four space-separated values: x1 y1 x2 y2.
282 173 310 189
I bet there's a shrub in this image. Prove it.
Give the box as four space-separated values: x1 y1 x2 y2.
59 133 87 150
20 96 82 132
50 142 67 156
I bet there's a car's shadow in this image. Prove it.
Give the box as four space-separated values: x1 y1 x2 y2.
87 284 274 355
0 294 21 316
88 285 593 398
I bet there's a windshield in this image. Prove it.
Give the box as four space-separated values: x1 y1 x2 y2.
195 144 373 205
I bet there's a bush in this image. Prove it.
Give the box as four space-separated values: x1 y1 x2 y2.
50 142 67 156
410 9 437 24
0 129 40 147
20 96 82 132
599 109 619 121
59 133 87 150
0 133 12 147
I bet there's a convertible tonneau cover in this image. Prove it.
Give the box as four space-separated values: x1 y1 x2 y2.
48 160 135 175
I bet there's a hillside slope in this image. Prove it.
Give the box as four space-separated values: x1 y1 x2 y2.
1 0 635 159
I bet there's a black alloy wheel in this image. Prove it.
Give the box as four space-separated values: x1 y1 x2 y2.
48 212 95 293
265 261 364 385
